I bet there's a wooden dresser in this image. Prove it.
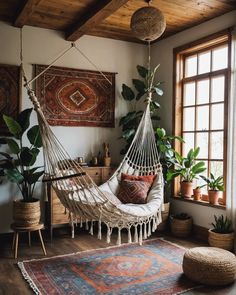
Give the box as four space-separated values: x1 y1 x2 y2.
45 166 116 240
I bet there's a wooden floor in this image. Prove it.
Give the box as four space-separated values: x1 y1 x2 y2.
0 227 235 295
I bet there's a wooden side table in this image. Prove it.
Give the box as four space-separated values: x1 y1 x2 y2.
11 223 47 259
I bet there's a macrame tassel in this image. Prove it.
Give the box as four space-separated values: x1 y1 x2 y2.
98 219 102 240
80 217 83 228
134 225 138 243
117 228 121 245
90 220 94 235
139 224 143 245
144 223 147 240
106 225 111 243
148 220 151 237
75 219 78 227
128 227 132 243
152 217 156 232
86 219 89 230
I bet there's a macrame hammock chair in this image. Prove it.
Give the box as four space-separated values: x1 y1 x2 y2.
21 38 164 246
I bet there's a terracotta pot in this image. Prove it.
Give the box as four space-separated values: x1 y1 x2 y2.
170 216 192 238
193 188 202 201
180 181 193 198
208 229 235 251
103 157 111 167
13 199 41 227
156 202 170 231
208 190 220 205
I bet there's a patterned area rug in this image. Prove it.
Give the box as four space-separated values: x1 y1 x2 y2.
18 238 199 295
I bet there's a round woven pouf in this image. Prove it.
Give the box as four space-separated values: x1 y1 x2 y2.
183 247 236 286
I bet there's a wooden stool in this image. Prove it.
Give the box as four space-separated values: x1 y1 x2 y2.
11 223 47 259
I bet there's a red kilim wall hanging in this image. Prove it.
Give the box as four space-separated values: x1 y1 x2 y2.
35 65 116 127
0 64 21 135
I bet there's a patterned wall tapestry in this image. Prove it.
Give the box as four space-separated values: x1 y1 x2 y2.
35 65 116 127
0 64 21 135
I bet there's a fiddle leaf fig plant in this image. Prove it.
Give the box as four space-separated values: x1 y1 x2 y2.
0 108 44 202
120 64 163 154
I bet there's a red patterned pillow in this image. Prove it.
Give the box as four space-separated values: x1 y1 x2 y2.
117 179 151 204
121 173 156 185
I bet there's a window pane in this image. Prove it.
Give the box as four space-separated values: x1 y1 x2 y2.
212 46 228 71
183 107 195 131
210 161 224 178
183 133 194 156
183 82 195 106
211 76 225 102
211 103 224 130
197 79 209 104
198 51 211 74
195 160 208 193
196 105 209 131
185 55 197 77
196 132 208 158
210 132 224 159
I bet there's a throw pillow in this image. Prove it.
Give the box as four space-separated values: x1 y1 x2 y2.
121 173 156 185
117 179 151 204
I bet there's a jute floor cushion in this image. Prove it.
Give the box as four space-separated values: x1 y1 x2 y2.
183 247 236 286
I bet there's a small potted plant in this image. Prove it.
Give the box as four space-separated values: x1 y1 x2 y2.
167 147 206 198
170 213 192 238
208 214 234 251
200 173 224 205
193 184 205 201
0 108 44 227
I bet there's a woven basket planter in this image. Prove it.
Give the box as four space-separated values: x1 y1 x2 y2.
208 229 235 251
170 216 192 238
13 199 41 227
156 202 170 231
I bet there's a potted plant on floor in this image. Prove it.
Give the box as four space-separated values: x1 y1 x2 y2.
170 213 193 238
200 173 224 205
167 147 206 198
208 214 234 251
0 108 44 227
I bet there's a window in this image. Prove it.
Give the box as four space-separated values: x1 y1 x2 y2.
174 30 231 205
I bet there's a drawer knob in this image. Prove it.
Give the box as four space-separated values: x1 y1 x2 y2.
96 172 99 175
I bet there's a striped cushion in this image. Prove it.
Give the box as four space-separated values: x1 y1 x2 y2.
117 179 151 204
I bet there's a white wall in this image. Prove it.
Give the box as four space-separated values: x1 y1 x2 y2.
151 11 236 228
0 22 146 233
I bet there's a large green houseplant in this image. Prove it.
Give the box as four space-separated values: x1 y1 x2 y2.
167 147 206 198
0 108 44 226
119 64 163 154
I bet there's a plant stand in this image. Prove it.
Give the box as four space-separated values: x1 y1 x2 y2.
11 223 47 259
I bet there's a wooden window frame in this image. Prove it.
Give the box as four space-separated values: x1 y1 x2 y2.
173 29 232 206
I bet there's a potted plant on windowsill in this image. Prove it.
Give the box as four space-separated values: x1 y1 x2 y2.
170 213 193 238
0 108 44 227
208 215 234 251
167 147 206 198
200 173 224 205
193 184 205 201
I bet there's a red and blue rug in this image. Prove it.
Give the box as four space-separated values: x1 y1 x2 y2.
18 238 199 295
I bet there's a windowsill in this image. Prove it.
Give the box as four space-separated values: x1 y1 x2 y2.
171 195 226 210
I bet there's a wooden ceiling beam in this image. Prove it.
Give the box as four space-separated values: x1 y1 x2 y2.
14 0 42 28
66 0 130 41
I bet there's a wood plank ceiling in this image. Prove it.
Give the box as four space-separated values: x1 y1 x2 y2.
0 0 235 44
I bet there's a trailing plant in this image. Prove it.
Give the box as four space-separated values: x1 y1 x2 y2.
211 214 233 234
172 213 191 220
0 108 44 202
166 147 206 183
119 64 163 154
200 173 224 191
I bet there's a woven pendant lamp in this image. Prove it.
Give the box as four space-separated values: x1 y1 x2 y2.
130 0 166 41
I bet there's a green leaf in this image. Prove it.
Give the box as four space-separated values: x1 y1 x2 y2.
0 151 13 160
156 128 166 139
17 108 33 134
27 125 42 148
122 129 135 141
137 65 148 78
132 79 146 93
151 101 160 109
20 147 39 166
193 147 200 158
28 171 44 184
3 115 22 139
5 139 20 154
153 86 163 96
121 84 135 101
5 169 24 183
136 92 145 101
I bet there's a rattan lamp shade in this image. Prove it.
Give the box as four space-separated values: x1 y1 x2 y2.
130 6 166 41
